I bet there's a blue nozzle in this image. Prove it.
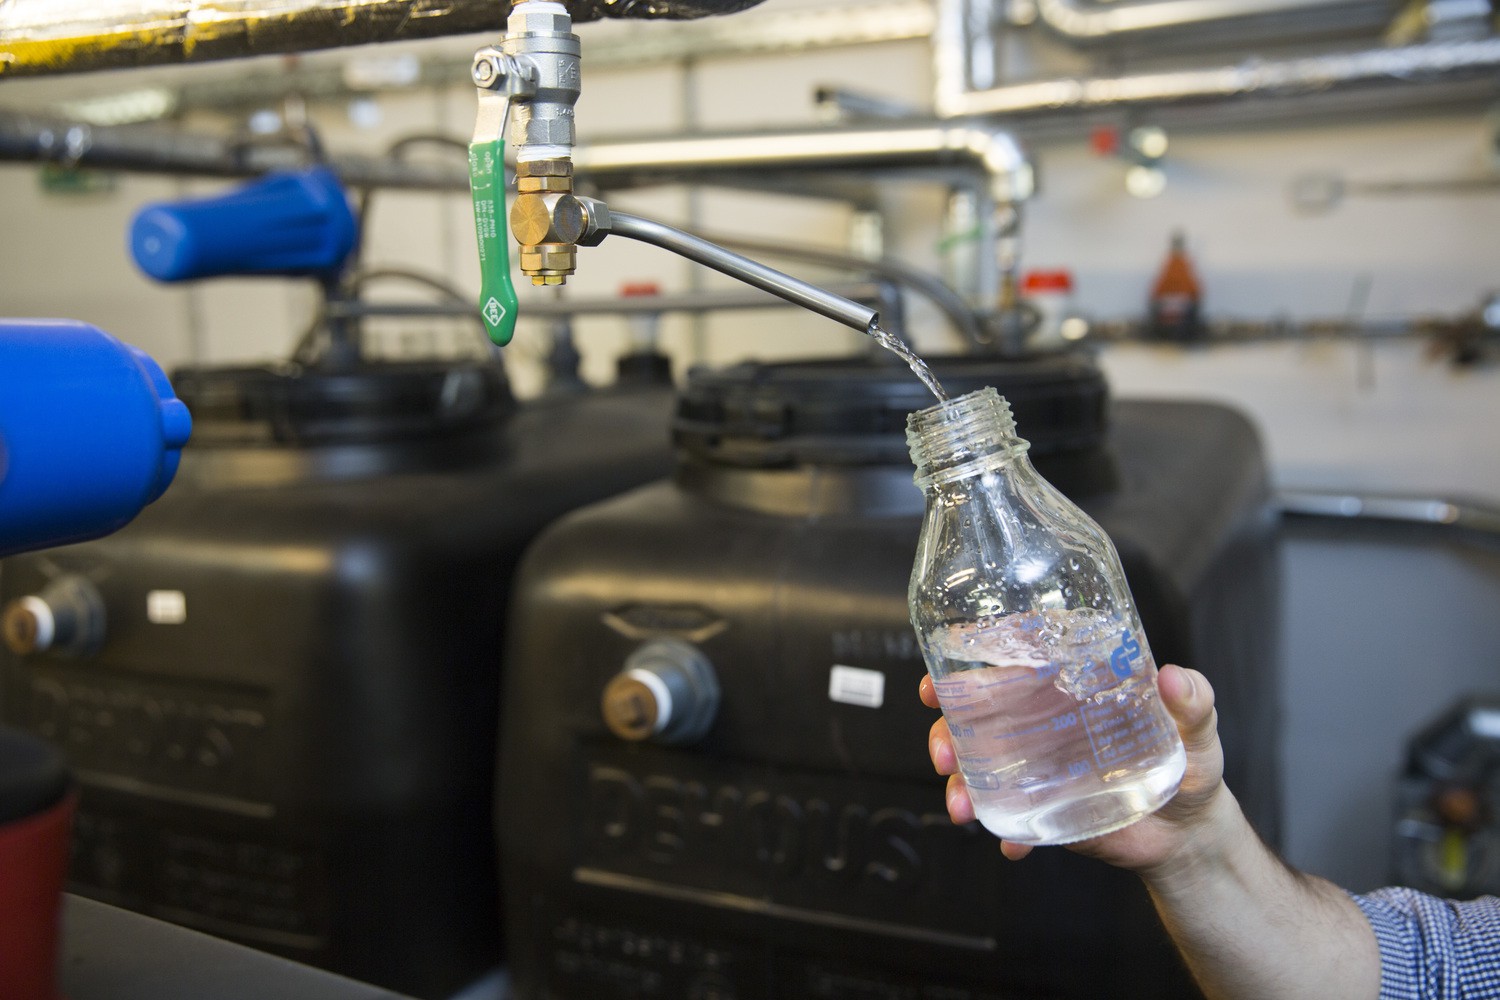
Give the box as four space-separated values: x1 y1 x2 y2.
130 167 357 282
0 321 192 557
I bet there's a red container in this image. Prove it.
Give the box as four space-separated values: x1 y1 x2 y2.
0 727 73 1000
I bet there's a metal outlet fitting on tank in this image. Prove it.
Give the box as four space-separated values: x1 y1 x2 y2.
1 575 106 657
602 639 721 744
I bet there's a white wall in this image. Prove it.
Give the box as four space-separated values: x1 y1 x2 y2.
3 3 1500 891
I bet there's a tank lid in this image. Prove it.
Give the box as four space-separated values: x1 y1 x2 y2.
0 727 70 825
673 354 1108 467
172 360 515 446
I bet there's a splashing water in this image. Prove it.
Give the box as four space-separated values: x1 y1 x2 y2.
869 324 947 401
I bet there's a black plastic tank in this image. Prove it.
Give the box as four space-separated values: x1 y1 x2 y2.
0 356 676 999
497 354 1281 1000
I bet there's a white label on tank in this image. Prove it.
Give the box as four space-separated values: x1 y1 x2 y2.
1472 709 1500 739
146 590 187 624
829 665 885 709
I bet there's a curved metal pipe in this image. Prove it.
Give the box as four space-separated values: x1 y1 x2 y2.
573 123 1034 204
573 123 1030 317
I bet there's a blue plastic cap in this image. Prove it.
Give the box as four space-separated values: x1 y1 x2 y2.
129 166 357 282
0 321 193 557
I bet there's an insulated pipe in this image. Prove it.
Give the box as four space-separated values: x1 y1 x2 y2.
941 37 1500 118
0 0 769 78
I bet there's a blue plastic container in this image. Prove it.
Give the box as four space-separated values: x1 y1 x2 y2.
0 321 191 557
129 167 357 282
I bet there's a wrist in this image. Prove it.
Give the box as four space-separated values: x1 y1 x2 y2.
1136 786 1254 898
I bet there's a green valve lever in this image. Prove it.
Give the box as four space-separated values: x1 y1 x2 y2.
468 136 518 347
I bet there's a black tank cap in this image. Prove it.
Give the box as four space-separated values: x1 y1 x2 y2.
0 727 70 826
172 360 516 446
673 354 1109 468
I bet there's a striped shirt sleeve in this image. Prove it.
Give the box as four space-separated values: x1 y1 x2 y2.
1352 887 1500 999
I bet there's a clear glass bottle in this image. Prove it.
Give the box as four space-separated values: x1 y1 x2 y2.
907 387 1185 845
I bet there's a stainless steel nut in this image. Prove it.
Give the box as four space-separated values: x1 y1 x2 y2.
510 112 576 148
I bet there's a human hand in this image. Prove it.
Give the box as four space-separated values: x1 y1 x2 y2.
920 663 1231 876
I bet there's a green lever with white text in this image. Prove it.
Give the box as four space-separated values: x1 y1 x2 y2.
468 136 519 347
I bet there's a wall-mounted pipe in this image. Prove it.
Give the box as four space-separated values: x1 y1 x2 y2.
0 108 469 191
940 37 1500 118
933 0 998 117
0 0 768 79
1030 0 1394 42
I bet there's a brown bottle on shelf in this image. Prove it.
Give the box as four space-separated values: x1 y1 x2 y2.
1147 230 1204 342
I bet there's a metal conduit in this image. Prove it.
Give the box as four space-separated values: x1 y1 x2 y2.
940 37 1500 118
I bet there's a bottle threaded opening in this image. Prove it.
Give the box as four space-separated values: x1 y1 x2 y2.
906 386 1028 487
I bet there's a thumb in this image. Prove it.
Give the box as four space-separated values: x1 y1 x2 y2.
1157 664 1217 757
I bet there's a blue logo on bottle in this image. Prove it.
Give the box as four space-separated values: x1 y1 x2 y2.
1110 630 1142 679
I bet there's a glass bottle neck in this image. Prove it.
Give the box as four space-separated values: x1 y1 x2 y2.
906 386 1030 491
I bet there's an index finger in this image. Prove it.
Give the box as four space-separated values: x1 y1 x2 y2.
919 673 939 709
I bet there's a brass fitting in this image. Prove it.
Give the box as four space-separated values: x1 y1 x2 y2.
511 158 580 286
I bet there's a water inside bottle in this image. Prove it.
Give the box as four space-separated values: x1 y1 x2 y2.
869 325 947 401
925 608 1185 844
